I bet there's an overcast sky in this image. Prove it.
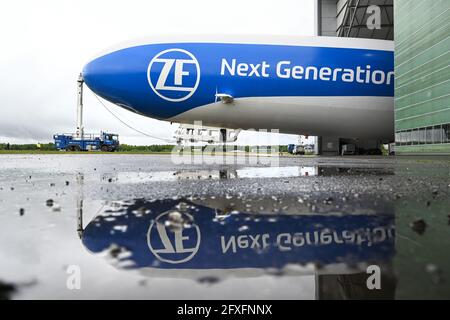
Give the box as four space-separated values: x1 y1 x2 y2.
0 0 315 145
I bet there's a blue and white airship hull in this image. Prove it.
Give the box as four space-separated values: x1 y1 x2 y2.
83 35 394 140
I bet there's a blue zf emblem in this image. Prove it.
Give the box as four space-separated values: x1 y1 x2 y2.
147 48 200 102
147 211 201 264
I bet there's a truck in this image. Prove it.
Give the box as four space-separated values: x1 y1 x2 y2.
304 144 314 153
54 132 119 152
287 144 305 155
54 74 120 152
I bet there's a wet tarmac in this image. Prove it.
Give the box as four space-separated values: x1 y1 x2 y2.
0 154 450 299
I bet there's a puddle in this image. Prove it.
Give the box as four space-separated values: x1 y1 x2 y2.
102 166 394 183
80 195 396 299
1 155 449 299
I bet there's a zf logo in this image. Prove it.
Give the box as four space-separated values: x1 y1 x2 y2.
147 48 200 102
147 211 201 264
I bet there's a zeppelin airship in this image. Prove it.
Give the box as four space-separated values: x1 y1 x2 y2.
82 35 394 141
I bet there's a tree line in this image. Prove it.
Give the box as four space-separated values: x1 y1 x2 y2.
0 143 288 153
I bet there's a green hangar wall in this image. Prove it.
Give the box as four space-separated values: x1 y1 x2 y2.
395 0 450 154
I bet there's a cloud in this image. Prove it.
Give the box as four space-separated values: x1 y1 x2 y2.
0 0 314 145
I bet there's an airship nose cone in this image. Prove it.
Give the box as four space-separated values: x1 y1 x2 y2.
81 60 94 85
79 45 204 121
81 57 109 96
81 53 134 110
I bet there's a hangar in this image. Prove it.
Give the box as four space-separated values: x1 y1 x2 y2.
316 0 450 155
315 0 394 155
394 0 450 155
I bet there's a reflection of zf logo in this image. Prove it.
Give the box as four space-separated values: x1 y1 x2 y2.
147 49 200 102
147 211 201 264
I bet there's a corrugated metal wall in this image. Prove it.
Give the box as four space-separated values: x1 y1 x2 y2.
395 0 450 154
318 0 338 36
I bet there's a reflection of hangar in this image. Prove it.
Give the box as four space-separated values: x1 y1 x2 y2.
316 0 450 155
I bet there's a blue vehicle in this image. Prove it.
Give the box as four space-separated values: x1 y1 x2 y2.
54 75 119 152
54 132 119 152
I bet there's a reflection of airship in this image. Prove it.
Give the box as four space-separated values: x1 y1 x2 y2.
81 197 395 270
82 36 394 140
